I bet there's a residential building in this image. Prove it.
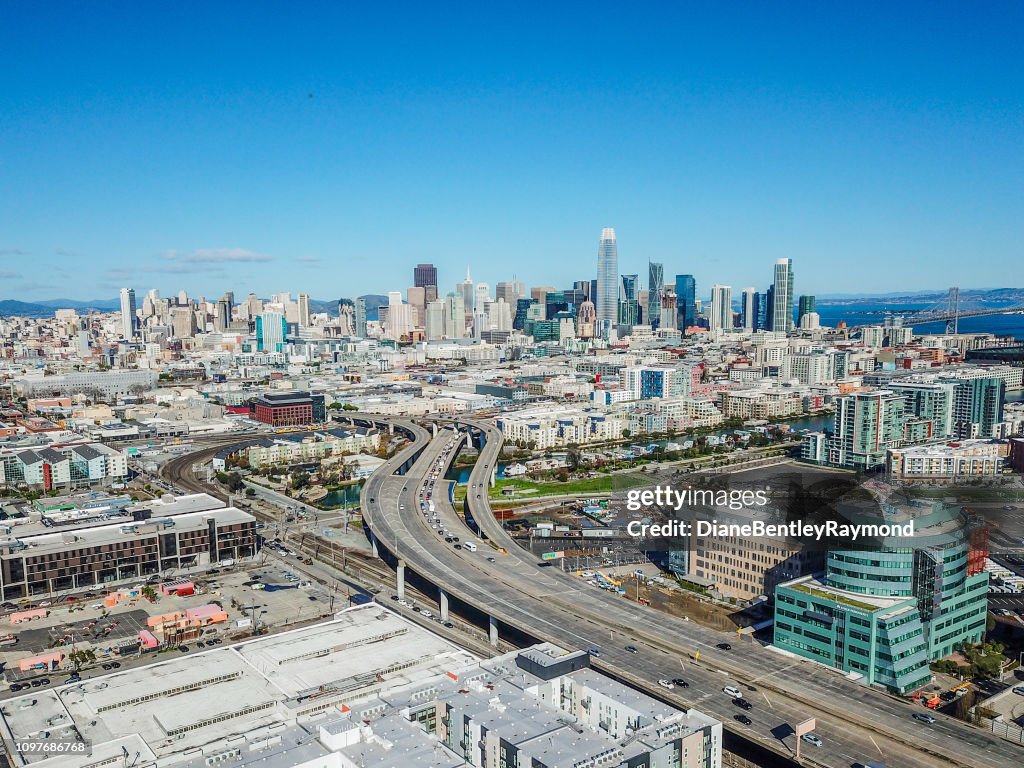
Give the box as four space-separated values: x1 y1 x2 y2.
119 287 138 340
826 390 905 470
709 285 731 332
770 258 794 332
0 442 127 491
0 493 256 600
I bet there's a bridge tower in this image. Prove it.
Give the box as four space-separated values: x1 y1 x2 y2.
945 287 960 335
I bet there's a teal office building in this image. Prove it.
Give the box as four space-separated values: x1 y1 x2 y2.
774 495 988 694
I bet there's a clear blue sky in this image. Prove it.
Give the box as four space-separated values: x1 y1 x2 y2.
2 2 1021 302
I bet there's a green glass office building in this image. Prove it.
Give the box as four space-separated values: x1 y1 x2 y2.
774 496 988 694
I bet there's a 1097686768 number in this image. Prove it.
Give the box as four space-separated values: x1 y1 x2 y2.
16 740 91 754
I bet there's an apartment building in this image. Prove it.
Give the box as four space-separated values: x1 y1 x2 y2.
0 442 127 491
0 493 256 600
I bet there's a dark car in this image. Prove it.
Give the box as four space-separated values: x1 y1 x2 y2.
443 622 454 629
390 595 400 601
454 544 462 549
110 662 121 668
734 714 753 725
66 673 81 683
732 698 752 710
179 645 190 652
913 712 936 724
31 679 44 687
38 678 49 685
717 642 732 650
196 641 206 648
625 645 639 654
101 663 113 670
672 678 689 688
8 683 22 692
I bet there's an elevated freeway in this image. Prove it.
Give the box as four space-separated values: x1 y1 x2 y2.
359 414 1022 768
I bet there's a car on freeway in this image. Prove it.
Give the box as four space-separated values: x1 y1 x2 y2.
625 645 639 654
716 642 732 650
588 648 601 657
732 698 752 710
657 679 674 689
1014 686 1024 696
443 622 454 629
66 673 81 683
487 556 496 562
179 645 190 652
913 713 936 724
672 678 689 688
734 714 753 726
454 544 462 549
390 594 400 601
723 686 742 698
800 733 823 747
102 663 113 670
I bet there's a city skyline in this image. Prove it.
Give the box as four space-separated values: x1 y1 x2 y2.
3 5 1022 300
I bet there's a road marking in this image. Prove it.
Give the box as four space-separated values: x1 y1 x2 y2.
868 733 882 755
761 691 772 709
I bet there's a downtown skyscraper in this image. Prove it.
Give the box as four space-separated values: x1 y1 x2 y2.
647 261 663 330
595 227 618 338
771 258 794 332
119 287 138 340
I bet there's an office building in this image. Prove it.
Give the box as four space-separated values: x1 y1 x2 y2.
384 291 413 341
354 297 368 337
770 258 794 332
618 273 639 326
797 295 815 327
676 274 697 331
251 391 327 426
14 370 158 402
774 494 988 694
256 311 287 352
118 288 138 340
595 227 618 338
413 262 437 289
709 285 732 332
297 293 311 328
647 261 664 329
740 288 757 331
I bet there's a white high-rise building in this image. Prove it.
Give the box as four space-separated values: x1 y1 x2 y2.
444 293 466 339
119 288 138 340
297 293 311 327
710 285 732 331
424 300 445 340
595 227 618 339
384 291 413 341
771 258 794 332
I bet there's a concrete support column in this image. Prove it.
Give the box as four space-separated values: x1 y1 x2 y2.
439 590 449 621
397 559 406 602
389 423 395 435
489 614 499 647
490 466 496 488
432 422 438 438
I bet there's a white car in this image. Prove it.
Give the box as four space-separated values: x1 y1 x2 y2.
723 686 742 698
657 679 674 690
421 610 433 619
800 733 823 748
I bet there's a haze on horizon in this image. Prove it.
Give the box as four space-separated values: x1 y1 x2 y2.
1 3 1021 301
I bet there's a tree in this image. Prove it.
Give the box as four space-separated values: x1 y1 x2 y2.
291 470 311 491
621 429 631 439
342 403 358 411
328 402 343 410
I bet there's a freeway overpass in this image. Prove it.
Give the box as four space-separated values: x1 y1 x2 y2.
356 414 1022 768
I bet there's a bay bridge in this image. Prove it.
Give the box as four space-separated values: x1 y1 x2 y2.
854 286 1024 333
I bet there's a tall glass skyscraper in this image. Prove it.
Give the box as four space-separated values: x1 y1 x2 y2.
675 274 696 331
618 274 639 325
647 261 663 330
595 227 618 338
740 288 758 331
771 258 794 332
119 287 138 340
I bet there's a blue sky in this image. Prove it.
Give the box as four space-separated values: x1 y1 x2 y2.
2 3 1021 301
